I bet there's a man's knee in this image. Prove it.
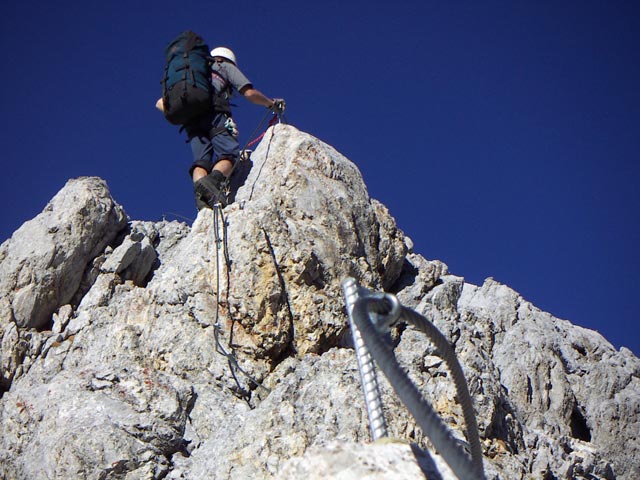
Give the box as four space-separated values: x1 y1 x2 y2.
189 160 213 178
213 157 235 177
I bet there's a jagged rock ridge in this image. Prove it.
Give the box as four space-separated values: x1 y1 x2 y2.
0 125 638 479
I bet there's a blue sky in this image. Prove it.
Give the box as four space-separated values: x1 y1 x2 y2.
2 1 638 355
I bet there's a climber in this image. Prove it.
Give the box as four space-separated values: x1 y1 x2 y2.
156 44 285 209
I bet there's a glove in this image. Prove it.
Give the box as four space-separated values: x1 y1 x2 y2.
270 98 286 114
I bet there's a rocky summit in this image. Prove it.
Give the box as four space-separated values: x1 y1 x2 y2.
1 125 638 479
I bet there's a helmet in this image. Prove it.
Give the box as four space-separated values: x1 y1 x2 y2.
210 47 237 65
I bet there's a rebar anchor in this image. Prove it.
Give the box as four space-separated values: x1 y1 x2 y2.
342 277 401 441
342 277 486 480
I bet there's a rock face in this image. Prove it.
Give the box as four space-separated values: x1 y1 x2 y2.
0 125 638 479
0 178 127 331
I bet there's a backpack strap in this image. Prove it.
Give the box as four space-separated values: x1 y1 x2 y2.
183 32 200 52
211 64 233 114
179 32 203 88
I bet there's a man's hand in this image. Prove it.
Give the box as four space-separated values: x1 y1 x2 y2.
270 99 286 114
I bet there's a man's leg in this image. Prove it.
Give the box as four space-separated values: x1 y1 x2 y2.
212 159 233 177
191 158 233 183
199 123 240 207
190 114 239 209
192 157 234 209
188 129 220 210
191 166 209 182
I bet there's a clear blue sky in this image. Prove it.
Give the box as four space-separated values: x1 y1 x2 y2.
2 2 638 355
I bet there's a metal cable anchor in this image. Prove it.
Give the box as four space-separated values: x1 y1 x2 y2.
342 277 390 441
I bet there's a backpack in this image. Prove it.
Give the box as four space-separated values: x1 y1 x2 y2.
161 31 213 126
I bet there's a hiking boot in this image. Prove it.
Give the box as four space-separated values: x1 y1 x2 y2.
194 189 209 210
194 171 227 210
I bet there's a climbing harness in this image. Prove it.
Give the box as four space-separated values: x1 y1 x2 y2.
342 278 486 480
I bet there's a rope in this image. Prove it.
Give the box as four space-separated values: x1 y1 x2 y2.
343 279 486 480
203 109 287 396
210 204 270 404
245 115 280 149
219 110 284 204
162 212 194 223
241 109 272 151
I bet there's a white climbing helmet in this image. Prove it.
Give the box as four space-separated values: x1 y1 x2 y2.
210 47 237 65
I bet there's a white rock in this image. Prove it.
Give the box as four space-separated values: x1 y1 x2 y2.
0 126 636 480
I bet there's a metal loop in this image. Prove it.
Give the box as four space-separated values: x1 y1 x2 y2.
342 277 486 480
369 293 402 331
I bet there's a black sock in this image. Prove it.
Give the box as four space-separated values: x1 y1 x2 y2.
210 170 225 182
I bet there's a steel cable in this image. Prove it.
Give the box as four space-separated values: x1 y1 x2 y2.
351 296 485 480
211 205 270 404
399 307 484 475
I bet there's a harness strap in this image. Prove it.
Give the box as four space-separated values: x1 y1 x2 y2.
211 65 233 114
209 125 229 138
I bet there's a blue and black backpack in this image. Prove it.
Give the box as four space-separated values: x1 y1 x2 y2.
161 31 213 126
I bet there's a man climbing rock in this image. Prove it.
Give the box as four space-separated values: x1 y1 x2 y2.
157 41 285 209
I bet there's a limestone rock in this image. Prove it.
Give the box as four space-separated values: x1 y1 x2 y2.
457 278 638 479
0 125 637 480
278 441 442 479
0 177 127 329
0 177 128 392
224 125 407 358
